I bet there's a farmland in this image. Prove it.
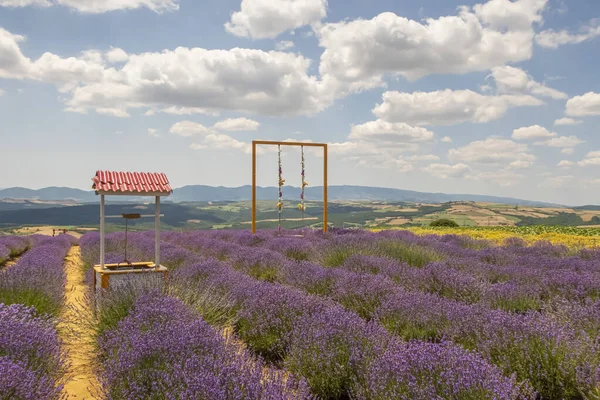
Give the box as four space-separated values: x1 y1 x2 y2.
2 228 600 399
3 200 600 234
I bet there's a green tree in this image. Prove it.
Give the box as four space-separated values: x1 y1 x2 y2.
430 219 459 227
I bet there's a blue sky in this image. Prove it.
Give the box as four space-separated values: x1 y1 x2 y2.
1 0 599 205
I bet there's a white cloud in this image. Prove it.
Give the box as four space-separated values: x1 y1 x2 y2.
408 154 440 162
578 151 600 167
467 169 525 186
512 125 556 140
373 90 543 126
534 135 584 148
561 148 575 155
161 106 220 116
558 160 574 168
0 0 179 12
225 0 327 39
0 27 333 117
489 65 567 99
212 118 260 132
538 175 576 188
203 133 253 154
566 92 600 117
441 136 453 143
148 128 159 137
554 117 582 126
508 160 533 169
189 143 207 150
170 121 211 137
449 138 535 165
424 163 470 179
536 19 600 48
95 107 130 117
276 41 295 51
349 120 435 144
0 0 50 7
316 0 547 92
105 48 129 63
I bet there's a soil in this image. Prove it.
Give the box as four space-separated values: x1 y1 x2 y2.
58 247 102 399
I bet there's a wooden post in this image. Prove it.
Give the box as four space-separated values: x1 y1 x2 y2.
323 144 328 233
155 196 160 270
252 141 257 234
100 194 105 269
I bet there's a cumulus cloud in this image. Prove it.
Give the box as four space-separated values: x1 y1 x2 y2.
316 0 547 92
105 47 129 63
424 163 470 179
578 151 600 167
566 92 600 117
203 133 253 154
466 170 526 186
212 117 260 132
512 125 556 140
0 0 51 7
441 136 453 143
534 135 584 148
408 154 440 161
170 121 211 137
0 27 333 117
225 0 327 39
275 41 295 51
147 128 159 137
538 175 576 188
489 65 567 99
558 160 574 168
561 148 574 155
372 89 543 126
554 117 582 126
0 0 179 12
449 138 535 166
349 120 435 144
536 18 600 48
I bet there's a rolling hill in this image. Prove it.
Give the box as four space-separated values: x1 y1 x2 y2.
0 185 557 206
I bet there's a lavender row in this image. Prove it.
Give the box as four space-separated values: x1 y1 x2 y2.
0 235 71 316
0 236 30 265
99 291 310 400
0 236 72 399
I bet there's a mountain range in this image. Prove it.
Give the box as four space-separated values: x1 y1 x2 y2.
0 185 558 206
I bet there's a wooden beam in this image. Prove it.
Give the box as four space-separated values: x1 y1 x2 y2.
252 140 326 148
252 141 257 234
324 144 328 233
155 196 160 270
100 194 105 269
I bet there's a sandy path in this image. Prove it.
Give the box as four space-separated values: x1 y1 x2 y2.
59 247 102 399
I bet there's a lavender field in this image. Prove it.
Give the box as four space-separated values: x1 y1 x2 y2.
2 229 600 399
78 229 600 400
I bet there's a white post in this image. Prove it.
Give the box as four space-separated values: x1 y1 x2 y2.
100 194 105 269
155 196 160 269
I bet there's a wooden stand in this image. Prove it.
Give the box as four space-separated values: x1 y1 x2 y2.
93 264 168 292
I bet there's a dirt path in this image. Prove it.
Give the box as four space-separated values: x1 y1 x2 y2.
59 246 102 399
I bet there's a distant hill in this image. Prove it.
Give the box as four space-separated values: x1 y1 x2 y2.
0 184 557 207
0 187 97 202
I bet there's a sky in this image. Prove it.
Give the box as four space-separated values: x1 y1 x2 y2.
0 0 600 205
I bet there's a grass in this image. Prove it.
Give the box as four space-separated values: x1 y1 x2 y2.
0 288 60 316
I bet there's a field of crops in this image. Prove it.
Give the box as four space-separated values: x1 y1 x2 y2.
2 228 600 399
404 225 600 248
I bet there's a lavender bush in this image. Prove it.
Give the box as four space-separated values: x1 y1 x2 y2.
99 292 311 400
